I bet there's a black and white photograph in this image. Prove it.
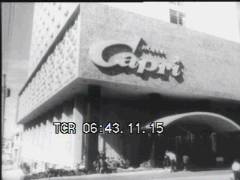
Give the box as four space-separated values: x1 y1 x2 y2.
2 2 240 180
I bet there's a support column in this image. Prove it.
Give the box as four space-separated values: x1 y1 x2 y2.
85 85 101 170
148 94 161 167
210 132 217 153
150 134 156 167
73 96 84 167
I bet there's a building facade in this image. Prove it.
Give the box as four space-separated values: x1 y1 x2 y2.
17 3 240 171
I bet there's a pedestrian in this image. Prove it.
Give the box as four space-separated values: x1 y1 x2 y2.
232 159 240 180
163 154 170 168
165 150 177 172
99 152 108 173
182 154 189 171
93 159 100 173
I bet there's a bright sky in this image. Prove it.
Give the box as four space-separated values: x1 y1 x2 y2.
2 3 34 138
103 2 240 42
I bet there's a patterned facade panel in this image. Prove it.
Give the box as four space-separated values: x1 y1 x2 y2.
18 5 80 121
29 3 79 74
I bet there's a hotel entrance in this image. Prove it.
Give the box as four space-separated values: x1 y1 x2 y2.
145 112 240 170
164 126 218 169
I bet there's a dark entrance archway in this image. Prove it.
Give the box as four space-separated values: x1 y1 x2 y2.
142 112 240 169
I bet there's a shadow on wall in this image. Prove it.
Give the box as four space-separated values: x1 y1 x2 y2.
99 98 160 167
100 133 153 167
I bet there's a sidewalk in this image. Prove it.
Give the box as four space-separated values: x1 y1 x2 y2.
39 168 170 180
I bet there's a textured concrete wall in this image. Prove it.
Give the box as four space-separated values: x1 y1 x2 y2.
100 98 152 165
21 98 83 168
78 3 240 101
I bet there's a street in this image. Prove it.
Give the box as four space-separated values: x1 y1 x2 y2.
72 169 233 180
2 168 233 180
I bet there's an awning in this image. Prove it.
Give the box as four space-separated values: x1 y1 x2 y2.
142 112 240 133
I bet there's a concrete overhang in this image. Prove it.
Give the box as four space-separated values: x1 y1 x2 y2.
143 112 240 133
18 4 240 124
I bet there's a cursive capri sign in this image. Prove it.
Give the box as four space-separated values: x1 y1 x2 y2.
89 38 184 80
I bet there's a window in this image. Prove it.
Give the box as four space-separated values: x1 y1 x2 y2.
169 9 185 26
170 2 183 6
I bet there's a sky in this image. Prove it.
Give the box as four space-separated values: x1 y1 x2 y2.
104 2 240 43
2 3 34 138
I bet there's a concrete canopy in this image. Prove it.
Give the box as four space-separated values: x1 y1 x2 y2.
143 112 240 133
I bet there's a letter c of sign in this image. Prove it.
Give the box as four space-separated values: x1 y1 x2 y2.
89 41 133 67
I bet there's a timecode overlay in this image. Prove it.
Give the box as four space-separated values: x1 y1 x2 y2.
53 122 164 135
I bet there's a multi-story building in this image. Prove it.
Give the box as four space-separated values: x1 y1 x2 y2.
17 3 240 171
2 138 14 165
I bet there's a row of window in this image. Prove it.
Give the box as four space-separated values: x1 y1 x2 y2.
170 9 185 26
169 2 185 26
